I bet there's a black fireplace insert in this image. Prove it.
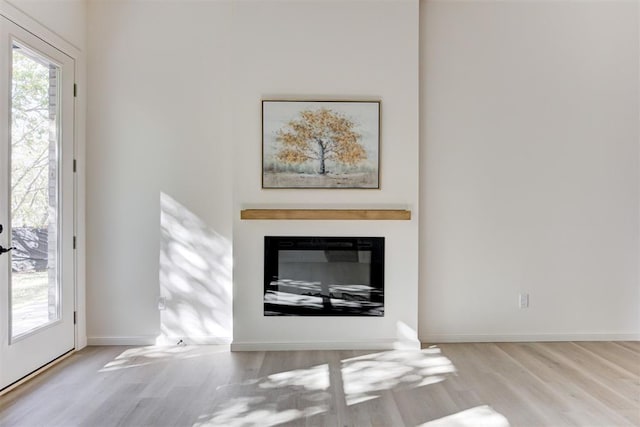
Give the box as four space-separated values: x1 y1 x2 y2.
264 236 384 316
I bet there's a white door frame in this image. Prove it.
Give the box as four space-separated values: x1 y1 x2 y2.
0 0 86 352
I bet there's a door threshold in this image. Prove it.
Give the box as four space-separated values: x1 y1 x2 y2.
0 348 75 397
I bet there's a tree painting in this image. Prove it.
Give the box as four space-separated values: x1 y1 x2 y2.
263 101 380 189
276 108 366 175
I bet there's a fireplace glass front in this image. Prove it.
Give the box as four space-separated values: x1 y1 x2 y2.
264 236 384 316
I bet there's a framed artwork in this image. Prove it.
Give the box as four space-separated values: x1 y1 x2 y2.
262 100 380 189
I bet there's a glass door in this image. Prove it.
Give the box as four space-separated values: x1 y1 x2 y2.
0 16 75 390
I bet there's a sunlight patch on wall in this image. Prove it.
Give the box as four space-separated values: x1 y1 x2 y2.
395 320 421 349
159 193 232 344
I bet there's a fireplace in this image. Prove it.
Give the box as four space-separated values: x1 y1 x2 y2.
264 236 385 316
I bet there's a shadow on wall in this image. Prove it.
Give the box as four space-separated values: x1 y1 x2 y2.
159 193 232 344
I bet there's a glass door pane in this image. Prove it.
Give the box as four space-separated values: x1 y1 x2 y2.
10 42 60 339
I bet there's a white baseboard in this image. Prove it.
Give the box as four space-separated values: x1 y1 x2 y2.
421 332 640 343
89 333 639 348
87 335 233 346
230 339 419 351
87 336 158 346
156 336 232 346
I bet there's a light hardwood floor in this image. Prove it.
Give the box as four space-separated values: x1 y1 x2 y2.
0 342 638 426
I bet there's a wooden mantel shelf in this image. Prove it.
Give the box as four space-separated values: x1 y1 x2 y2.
240 209 411 220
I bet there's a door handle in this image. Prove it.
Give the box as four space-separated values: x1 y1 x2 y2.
0 245 14 255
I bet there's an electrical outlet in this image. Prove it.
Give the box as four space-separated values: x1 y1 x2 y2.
157 296 166 310
518 293 529 309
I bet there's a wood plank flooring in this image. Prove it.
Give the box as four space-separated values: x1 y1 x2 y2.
0 342 637 426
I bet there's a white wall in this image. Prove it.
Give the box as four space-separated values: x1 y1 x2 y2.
83 0 639 346
85 0 419 348
420 0 640 342
86 1 233 344
4 0 85 51
231 0 420 350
